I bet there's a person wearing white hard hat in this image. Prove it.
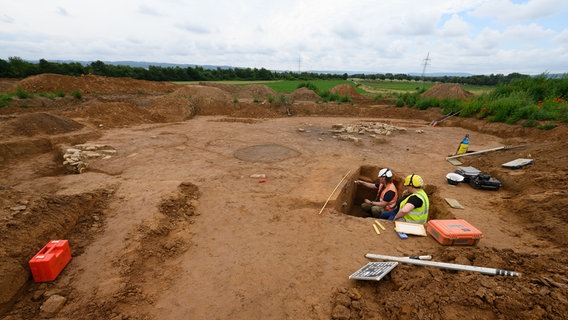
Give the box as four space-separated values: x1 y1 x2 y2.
354 168 399 218
379 173 430 224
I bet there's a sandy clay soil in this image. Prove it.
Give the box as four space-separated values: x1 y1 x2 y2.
0 75 567 320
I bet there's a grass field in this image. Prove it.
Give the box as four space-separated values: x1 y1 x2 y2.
174 79 492 96
353 79 493 95
174 80 364 94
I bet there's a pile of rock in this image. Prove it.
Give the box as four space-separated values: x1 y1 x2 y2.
61 143 116 173
329 122 407 145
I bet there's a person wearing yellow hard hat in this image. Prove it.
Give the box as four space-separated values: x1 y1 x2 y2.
378 173 429 224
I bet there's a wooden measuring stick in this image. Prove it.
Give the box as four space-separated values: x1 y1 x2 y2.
318 170 351 214
372 224 381 235
375 220 386 230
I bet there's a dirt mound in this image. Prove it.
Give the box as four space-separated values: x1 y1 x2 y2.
197 83 277 100
1 112 84 137
421 83 474 99
234 84 276 100
198 82 239 94
72 102 154 128
229 103 283 118
168 85 234 116
17 74 179 94
0 79 18 92
330 84 362 98
290 87 320 101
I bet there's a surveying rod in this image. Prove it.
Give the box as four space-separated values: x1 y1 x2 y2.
366 254 521 277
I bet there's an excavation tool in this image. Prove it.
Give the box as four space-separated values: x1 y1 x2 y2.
446 145 526 160
430 110 460 126
365 254 521 277
318 170 351 214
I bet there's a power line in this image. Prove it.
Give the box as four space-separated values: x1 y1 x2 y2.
421 52 431 81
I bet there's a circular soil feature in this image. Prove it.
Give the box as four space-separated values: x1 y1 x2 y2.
234 144 300 162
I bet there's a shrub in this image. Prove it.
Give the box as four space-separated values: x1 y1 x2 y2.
339 95 353 104
415 97 439 110
15 87 32 99
0 93 12 108
395 98 404 108
520 119 538 127
297 82 319 93
538 122 557 130
278 94 290 105
39 91 66 99
399 92 419 107
71 90 82 99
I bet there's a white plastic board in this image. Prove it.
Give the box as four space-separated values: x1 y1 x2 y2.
502 158 533 169
348 262 398 281
395 221 427 236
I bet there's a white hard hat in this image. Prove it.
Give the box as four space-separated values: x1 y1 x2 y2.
378 168 392 178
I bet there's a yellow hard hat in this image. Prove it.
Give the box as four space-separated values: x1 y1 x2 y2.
404 174 423 188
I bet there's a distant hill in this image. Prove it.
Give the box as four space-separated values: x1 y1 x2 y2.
45 60 474 76
408 72 473 77
48 60 232 70
32 59 561 77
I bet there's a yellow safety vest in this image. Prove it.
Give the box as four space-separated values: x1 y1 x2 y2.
399 189 429 224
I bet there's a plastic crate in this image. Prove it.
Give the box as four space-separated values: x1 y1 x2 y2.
29 240 72 282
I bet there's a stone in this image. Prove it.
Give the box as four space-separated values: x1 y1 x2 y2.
40 295 67 316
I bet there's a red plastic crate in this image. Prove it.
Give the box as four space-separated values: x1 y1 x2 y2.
427 219 483 246
29 240 72 282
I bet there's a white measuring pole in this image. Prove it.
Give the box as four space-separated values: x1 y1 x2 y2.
366 254 521 277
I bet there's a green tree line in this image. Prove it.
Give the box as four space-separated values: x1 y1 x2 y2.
0 56 547 85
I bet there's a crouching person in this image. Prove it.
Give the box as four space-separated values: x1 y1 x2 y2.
379 174 429 224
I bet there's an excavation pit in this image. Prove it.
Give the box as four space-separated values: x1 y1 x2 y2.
335 165 403 218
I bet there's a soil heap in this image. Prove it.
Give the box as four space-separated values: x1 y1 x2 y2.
421 83 474 99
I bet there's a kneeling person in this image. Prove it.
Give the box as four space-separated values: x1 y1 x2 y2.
355 168 398 218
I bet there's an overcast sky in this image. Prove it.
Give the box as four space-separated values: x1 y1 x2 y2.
1 0 567 75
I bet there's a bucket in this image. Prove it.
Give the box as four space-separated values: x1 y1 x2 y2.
446 173 464 185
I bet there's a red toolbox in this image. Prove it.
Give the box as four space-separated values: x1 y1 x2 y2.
427 219 483 246
29 240 72 282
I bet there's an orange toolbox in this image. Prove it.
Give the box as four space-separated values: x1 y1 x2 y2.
427 219 483 246
29 240 72 282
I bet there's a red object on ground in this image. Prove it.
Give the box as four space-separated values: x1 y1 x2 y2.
258 179 266 183
427 219 483 246
29 240 72 282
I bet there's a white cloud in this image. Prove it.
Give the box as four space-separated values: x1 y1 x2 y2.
56 7 69 17
471 0 565 22
439 14 471 37
0 0 567 74
1 14 15 24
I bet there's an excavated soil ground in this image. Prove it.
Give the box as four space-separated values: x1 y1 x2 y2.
0 75 567 320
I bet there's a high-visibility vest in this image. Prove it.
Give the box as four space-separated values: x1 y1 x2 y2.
377 182 398 211
400 189 429 224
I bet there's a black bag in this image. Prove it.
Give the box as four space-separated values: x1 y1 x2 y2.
469 174 502 190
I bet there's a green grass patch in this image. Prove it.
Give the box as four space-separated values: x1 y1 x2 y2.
0 93 12 108
39 91 66 99
181 80 363 94
71 90 82 99
15 87 32 99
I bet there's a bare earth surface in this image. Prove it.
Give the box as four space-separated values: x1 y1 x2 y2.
0 75 567 320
